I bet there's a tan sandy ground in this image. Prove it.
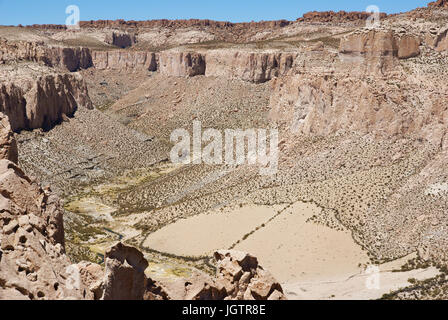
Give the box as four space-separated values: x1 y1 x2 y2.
143 204 287 256
141 201 441 299
234 202 370 283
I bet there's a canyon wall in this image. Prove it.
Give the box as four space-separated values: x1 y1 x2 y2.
157 50 295 83
0 39 93 72
269 73 447 147
0 73 93 131
92 50 157 71
205 51 295 83
339 29 421 60
159 51 206 77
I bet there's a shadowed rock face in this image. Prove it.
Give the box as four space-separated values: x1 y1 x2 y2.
159 51 206 77
0 73 93 131
101 242 149 300
105 31 136 48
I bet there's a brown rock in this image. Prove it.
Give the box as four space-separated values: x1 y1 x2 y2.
0 113 18 163
0 159 91 300
101 242 148 300
205 50 294 83
0 73 93 132
92 50 157 71
397 35 421 59
105 31 136 48
159 51 206 77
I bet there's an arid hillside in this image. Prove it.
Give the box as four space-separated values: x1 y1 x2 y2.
1 2 448 300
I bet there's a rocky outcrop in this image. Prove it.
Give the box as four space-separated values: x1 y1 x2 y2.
105 31 136 48
92 50 157 71
428 0 448 8
164 250 286 300
269 74 448 147
0 39 93 72
397 34 421 59
339 29 420 60
0 73 93 131
159 51 206 77
0 114 18 163
101 242 150 300
339 30 398 58
205 50 295 83
434 27 448 52
0 158 91 300
78 242 168 300
213 250 286 300
298 10 388 24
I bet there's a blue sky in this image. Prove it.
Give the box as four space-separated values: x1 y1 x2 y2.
0 0 430 26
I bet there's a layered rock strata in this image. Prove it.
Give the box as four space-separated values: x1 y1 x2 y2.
92 50 157 71
0 39 93 72
0 72 93 131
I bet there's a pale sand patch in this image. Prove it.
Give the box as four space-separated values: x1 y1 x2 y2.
283 266 440 300
234 202 370 283
143 204 286 257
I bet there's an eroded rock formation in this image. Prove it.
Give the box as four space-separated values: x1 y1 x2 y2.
339 29 421 60
0 39 93 72
159 51 206 77
0 117 91 299
0 114 18 163
92 50 157 71
298 10 389 23
0 72 93 131
105 31 136 48
162 250 286 300
205 51 295 83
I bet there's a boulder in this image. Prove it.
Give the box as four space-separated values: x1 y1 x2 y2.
212 250 286 300
101 242 149 300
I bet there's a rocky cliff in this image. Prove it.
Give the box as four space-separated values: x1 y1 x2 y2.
205 50 295 83
339 29 421 60
159 51 206 77
0 72 93 131
92 50 157 71
0 113 92 299
0 39 93 72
